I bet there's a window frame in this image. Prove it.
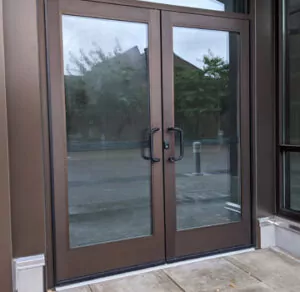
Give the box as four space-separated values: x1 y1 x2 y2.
135 0 249 14
278 0 300 221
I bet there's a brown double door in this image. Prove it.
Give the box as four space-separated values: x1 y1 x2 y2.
48 0 251 284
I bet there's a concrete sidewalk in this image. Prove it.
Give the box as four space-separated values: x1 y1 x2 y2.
58 248 300 291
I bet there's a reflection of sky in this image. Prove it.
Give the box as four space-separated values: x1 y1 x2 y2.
173 27 228 67
62 0 229 73
139 0 224 10
62 16 148 73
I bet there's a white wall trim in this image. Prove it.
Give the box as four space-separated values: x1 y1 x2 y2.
13 254 45 292
14 254 45 271
258 216 276 248
258 216 300 258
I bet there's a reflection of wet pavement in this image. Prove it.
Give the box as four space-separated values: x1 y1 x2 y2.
68 146 240 248
291 182 300 211
69 197 240 248
290 154 300 211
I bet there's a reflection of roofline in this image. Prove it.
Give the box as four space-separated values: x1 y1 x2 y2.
65 45 201 76
106 46 198 70
121 45 141 55
173 53 199 70
99 45 199 71
209 0 225 8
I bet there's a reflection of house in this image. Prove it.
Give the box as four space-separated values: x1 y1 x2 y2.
84 46 148 105
65 45 228 142
83 45 200 104
65 46 150 141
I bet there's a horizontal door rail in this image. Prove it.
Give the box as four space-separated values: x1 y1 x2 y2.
279 144 300 152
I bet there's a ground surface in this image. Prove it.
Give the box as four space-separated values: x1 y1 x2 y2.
59 248 300 292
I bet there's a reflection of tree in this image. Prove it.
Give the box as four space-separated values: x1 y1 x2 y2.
65 42 149 141
65 77 89 138
174 51 229 140
65 43 229 142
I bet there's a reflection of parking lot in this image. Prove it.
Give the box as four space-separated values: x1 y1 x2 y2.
67 145 239 248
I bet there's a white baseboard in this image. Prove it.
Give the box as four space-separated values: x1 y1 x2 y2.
258 216 300 258
13 254 45 292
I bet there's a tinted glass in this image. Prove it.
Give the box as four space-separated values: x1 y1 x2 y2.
285 0 300 144
282 1 300 215
285 152 300 211
138 0 247 13
62 15 152 248
173 27 241 230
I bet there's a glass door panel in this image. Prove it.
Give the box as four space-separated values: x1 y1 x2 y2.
49 0 164 282
62 15 152 248
162 11 251 258
172 27 241 231
49 0 252 283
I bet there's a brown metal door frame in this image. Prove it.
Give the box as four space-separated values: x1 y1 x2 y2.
0 0 12 289
57 0 251 20
47 0 164 282
47 0 252 284
161 11 251 259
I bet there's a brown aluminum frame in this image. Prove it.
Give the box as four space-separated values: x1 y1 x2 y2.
42 0 279 288
47 0 165 282
44 0 256 287
37 0 55 287
0 0 12 290
82 0 251 20
1 0 279 289
277 0 300 222
250 0 276 221
3 0 46 258
162 11 252 258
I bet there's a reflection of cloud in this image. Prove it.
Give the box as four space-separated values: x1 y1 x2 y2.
62 16 148 73
173 27 229 68
139 0 224 10
62 0 229 73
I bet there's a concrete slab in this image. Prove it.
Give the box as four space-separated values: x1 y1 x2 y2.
221 283 274 291
89 271 183 292
163 258 259 292
227 249 300 292
57 249 300 292
60 287 92 292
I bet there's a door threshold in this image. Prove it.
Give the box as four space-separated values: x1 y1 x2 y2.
55 247 255 291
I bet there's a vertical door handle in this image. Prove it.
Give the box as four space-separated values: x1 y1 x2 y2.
150 127 161 163
141 128 160 163
168 127 184 162
141 128 150 161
